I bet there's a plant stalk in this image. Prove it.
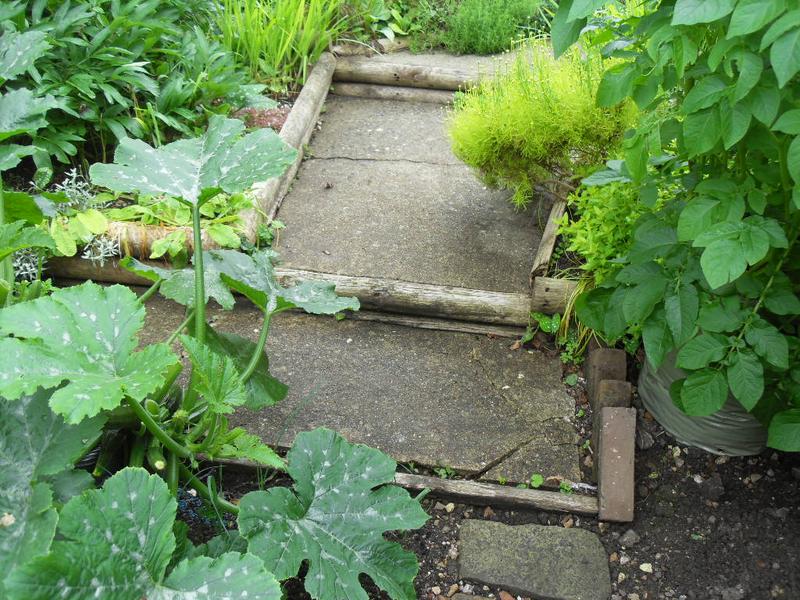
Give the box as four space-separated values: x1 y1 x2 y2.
191 203 206 342
240 311 272 383
179 464 240 515
166 451 180 495
166 309 196 346
139 279 162 304
125 396 191 460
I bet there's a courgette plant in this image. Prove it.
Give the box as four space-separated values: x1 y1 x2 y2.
0 115 428 599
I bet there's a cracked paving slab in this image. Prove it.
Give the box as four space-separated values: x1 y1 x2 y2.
274 96 545 294
275 158 542 293
140 297 580 480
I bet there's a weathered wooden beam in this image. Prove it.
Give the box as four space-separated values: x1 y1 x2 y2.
250 51 336 222
334 56 478 90
331 82 454 104
394 472 598 515
530 198 567 282
348 310 523 338
275 267 532 325
530 276 577 315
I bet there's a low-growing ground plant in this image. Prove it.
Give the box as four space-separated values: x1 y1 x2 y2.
0 115 429 599
442 0 543 54
448 40 637 207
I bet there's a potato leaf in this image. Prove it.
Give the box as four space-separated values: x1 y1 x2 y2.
89 115 297 205
0 282 179 423
239 428 429 600
5 468 281 600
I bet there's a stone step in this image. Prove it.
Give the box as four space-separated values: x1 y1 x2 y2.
458 520 611 600
142 296 581 483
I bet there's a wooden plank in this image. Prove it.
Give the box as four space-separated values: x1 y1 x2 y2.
394 472 598 515
49 259 533 326
331 82 454 104
530 276 577 314
249 52 337 222
334 56 478 90
275 267 532 325
348 310 524 338
529 198 566 282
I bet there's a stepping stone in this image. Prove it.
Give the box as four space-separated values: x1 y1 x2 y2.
458 520 611 600
275 96 545 294
141 297 580 480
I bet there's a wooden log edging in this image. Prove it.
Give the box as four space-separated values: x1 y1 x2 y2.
333 56 479 91
249 52 336 222
275 267 532 326
331 82 454 104
394 473 599 516
529 198 567 283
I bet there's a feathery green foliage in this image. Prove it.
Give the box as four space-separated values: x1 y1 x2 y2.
448 41 637 207
443 0 542 54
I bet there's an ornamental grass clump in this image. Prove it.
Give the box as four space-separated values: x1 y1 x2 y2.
448 41 637 207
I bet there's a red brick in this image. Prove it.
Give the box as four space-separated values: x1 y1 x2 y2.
597 407 636 522
591 380 633 480
586 347 627 407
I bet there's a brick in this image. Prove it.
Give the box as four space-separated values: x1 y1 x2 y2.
591 380 633 479
586 347 627 407
597 407 636 522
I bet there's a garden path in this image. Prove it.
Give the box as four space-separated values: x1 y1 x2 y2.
234 65 581 485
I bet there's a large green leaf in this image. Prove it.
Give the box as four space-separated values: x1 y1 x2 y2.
204 419 284 469
676 333 728 369
0 30 50 81
745 318 789 368
700 239 748 288
727 0 786 38
767 409 800 451
180 335 246 414
0 282 179 423
771 28 800 87
665 283 699 345
89 115 297 205
216 250 360 315
0 221 55 263
0 143 36 171
551 0 586 57
6 468 281 600
239 428 429 600
677 368 729 416
0 390 104 593
727 349 764 409
204 325 288 410
642 309 673 369
0 89 58 142
120 254 235 310
672 0 735 25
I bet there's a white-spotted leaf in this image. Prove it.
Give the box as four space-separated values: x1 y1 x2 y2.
238 428 429 600
0 282 179 423
89 115 297 205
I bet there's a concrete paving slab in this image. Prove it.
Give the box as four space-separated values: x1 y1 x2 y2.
139 297 578 480
458 520 611 600
311 96 460 164
276 158 542 293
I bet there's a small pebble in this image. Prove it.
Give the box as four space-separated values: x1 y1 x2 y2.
640 563 654 573
431 586 441 596
445 502 455 513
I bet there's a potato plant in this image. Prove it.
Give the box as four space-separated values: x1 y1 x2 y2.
0 115 428 598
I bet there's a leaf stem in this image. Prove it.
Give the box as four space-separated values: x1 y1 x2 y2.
139 279 162 304
0 174 13 283
179 464 240 515
166 309 196 346
166 451 180 495
125 396 191 460
240 311 272 383
191 203 206 342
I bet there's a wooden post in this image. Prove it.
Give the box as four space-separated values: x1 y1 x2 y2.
334 56 479 90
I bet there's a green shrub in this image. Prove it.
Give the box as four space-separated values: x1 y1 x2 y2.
442 0 540 55
3 0 259 175
448 42 636 207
